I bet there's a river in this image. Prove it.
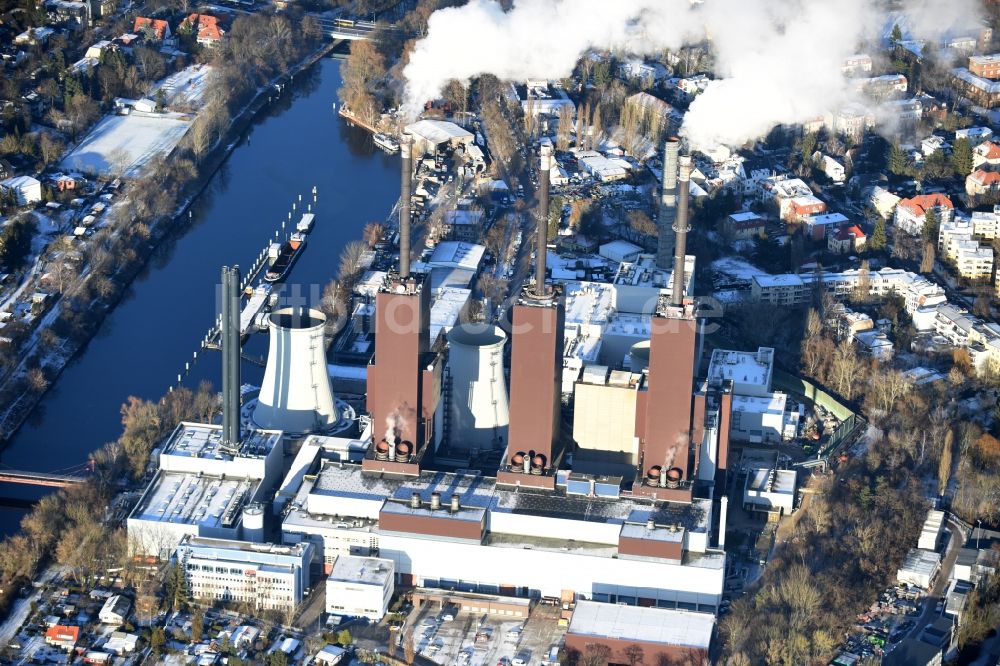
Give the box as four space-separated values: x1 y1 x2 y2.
0 57 400 536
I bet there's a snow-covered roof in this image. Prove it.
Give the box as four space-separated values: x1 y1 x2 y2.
405 119 473 145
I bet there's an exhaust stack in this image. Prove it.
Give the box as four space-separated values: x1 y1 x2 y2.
221 265 241 446
535 143 553 297
399 132 413 278
671 156 692 308
656 139 680 270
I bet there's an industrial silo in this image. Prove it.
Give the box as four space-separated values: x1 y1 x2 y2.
241 503 265 542
253 307 338 434
447 323 509 453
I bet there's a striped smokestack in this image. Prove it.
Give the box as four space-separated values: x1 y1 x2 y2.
399 132 413 279
656 138 680 270
535 142 553 297
671 156 692 308
221 265 241 446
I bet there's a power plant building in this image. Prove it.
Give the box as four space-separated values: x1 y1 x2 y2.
280 464 725 610
126 423 282 557
325 555 395 621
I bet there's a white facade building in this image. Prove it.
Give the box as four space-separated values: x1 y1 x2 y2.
743 468 797 515
282 464 726 611
1 175 42 205
98 595 131 625
326 555 394 620
175 536 313 612
126 424 283 557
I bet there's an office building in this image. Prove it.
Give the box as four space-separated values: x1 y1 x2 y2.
175 536 313 612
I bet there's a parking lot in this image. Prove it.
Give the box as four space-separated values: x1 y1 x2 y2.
405 601 563 665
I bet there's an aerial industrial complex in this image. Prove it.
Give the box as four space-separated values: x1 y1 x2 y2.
122 135 731 662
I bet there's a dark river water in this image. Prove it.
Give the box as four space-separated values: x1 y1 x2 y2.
0 57 399 535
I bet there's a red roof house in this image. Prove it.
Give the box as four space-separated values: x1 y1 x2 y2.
45 625 80 651
133 17 171 41
179 13 225 46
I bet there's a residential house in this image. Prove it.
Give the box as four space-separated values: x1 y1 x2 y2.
828 224 867 254
972 208 1000 239
821 155 846 182
133 17 170 41
803 212 849 241
855 330 894 360
99 594 131 625
672 74 710 102
969 53 1000 80
1 175 42 205
824 104 876 142
973 141 1000 169
724 212 766 240
84 40 113 59
45 625 80 651
952 68 1000 109
967 169 1000 196
14 27 54 45
894 193 954 236
956 126 993 146
921 135 948 156
869 186 901 219
842 54 873 76
178 13 225 47
854 74 907 99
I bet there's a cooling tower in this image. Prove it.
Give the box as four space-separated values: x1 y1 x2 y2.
253 307 337 434
447 323 509 452
629 340 651 373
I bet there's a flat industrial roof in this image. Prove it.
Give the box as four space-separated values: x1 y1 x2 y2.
301 463 713 534
329 555 393 586
707 348 773 387
568 600 714 649
748 468 796 495
162 422 279 461
732 393 786 415
130 470 258 529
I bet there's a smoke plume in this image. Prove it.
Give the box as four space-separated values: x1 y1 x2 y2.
402 0 982 148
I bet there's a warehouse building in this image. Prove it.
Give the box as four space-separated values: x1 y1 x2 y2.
565 600 714 664
326 555 394 621
897 548 942 589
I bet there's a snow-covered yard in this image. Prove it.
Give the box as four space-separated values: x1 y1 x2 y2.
712 256 769 282
155 64 214 109
61 112 192 178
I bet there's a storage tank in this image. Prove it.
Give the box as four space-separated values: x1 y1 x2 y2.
446 323 509 452
253 307 338 433
242 502 265 542
629 340 651 373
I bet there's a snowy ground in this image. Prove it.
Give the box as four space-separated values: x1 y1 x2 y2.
711 256 769 282
155 64 213 110
61 112 192 178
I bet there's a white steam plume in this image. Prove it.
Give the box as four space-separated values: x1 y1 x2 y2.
402 0 982 149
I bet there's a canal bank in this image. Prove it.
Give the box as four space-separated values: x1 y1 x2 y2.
0 56 402 536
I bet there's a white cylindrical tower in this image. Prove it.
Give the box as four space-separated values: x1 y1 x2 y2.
629 340 651 373
242 502 265 542
253 307 338 434
447 323 509 452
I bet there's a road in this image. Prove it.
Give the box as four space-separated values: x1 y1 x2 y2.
0 565 63 648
